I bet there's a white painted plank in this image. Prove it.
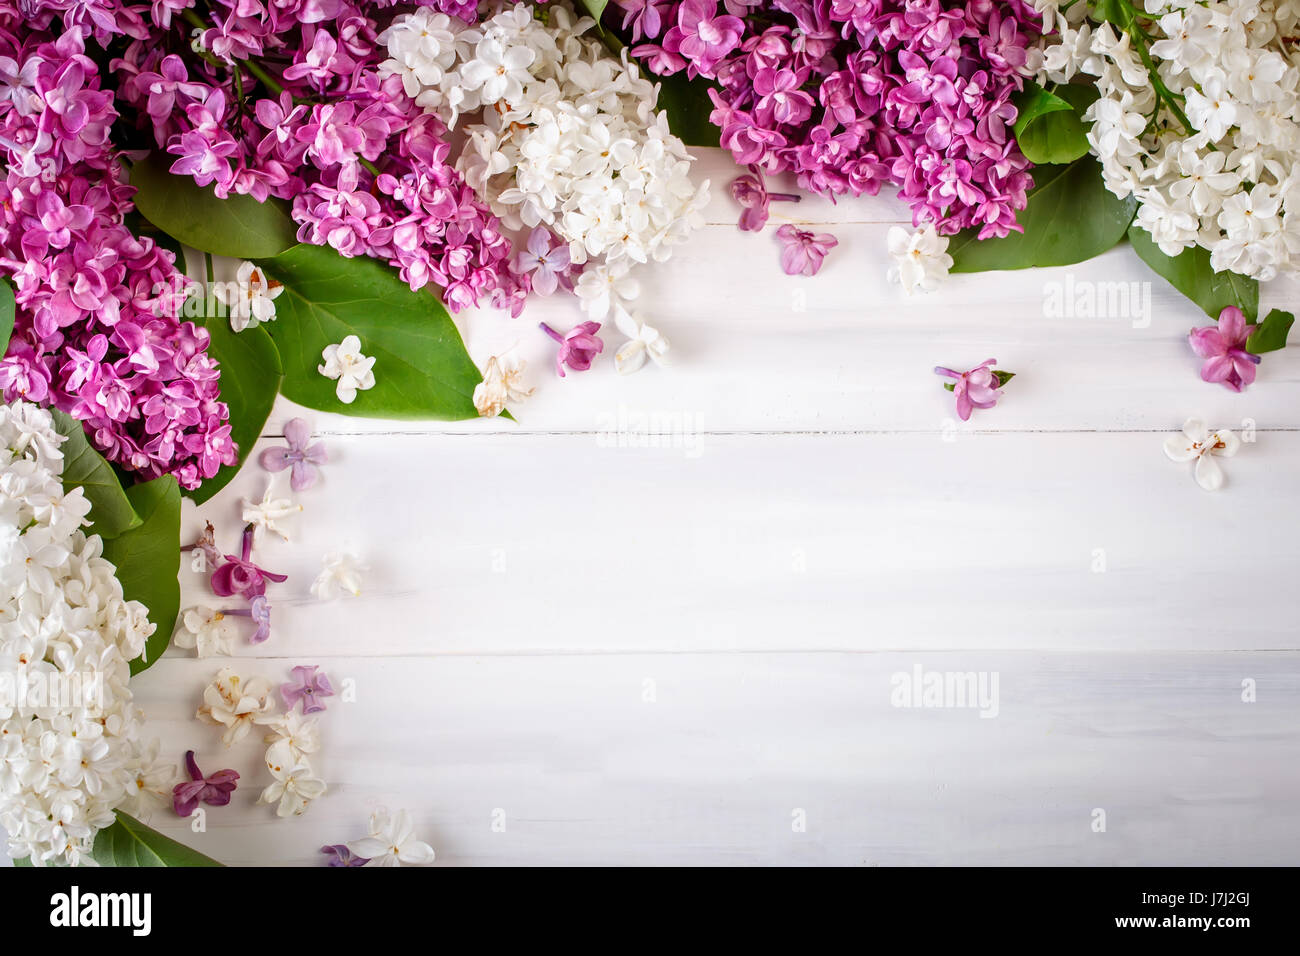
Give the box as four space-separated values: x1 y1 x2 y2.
176 431 1300 656
129 652 1300 866
250 255 1300 437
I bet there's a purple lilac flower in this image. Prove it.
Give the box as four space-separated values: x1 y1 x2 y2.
260 417 328 491
663 0 745 74
211 526 288 600
540 322 604 377
617 0 673 42
0 18 237 489
106 6 522 312
225 595 273 644
513 227 572 297
182 520 222 570
934 358 1005 421
775 224 837 276
173 751 239 817
282 665 335 714
729 165 800 232
627 0 1044 237
322 844 370 867
1189 307 1260 392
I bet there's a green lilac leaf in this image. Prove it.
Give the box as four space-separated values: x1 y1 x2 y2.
1014 83 1098 166
255 242 482 420
91 811 223 867
101 477 182 676
129 152 298 259
653 70 723 148
1127 224 1259 321
185 297 284 505
949 155 1138 272
0 276 15 357
1246 309 1294 354
51 410 142 539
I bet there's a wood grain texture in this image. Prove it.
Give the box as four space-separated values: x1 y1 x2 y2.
131 653 1300 866
29 147 1300 867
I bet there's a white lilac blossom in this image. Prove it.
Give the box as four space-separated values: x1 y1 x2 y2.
381 3 710 325
120 740 178 820
174 606 237 659
887 224 954 295
241 480 303 543
574 263 641 324
1163 417 1242 491
1041 0 1300 281
473 355 534 418
311 552 368 601
318 335 377 404
212 261 285 333
196 668 278 747
0 400 167 865
264 710 322 762
347 808 436 867
258 753 327 818
613 314 672 375
258 698 326 818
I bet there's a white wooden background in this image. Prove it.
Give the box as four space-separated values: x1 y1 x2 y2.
127 149 1300 866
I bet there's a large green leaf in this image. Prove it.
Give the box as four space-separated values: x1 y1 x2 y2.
92 811 223 867
577 0 608 17
949 156 1138 272
0 276 14 357
101 477 182 675
1127 224 1259 321
52 410 142 539
1014 83 1097 166
129 152 298 259
255 243 482 419
186 301 284 505
1246 308 1294 354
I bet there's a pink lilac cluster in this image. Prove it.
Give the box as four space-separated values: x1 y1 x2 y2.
112 0 524 312
0 8 237 488
619 0 1045 238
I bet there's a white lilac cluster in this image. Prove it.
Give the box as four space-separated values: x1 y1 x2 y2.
0 401 171 866
1040 0 1300 280
380 1 710 325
